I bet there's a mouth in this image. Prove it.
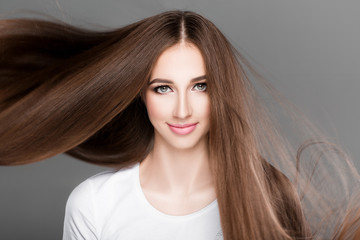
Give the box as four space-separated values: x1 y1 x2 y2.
167 123 198 135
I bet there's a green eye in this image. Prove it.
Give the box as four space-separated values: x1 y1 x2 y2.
194 83 207 91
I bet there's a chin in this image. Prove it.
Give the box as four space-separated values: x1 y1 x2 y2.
170 142 199 150
168 136 207 150
153 128 208 150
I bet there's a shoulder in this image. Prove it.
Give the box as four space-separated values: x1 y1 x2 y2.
65 170 113 206
63 163 139 239
66 163 138 210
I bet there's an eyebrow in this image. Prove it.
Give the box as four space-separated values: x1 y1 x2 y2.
148 75 207 85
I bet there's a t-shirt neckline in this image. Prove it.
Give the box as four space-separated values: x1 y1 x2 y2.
133 162 218 220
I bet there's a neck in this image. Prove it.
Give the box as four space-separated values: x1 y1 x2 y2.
140 135 213 196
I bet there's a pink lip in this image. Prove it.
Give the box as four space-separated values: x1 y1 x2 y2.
167 123 198 135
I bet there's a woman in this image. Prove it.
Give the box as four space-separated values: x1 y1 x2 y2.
0 10 359 239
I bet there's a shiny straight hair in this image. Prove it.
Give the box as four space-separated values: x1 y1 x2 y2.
1 10 359 239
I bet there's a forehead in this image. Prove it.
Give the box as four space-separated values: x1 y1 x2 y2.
150 42 206 82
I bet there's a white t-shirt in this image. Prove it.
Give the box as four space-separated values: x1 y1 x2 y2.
62 162 223 240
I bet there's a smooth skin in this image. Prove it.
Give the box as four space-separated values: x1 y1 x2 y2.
140 42 216 216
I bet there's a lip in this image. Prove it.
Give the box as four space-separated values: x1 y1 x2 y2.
167 123 198 135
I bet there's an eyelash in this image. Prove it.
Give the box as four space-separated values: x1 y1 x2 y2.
153 83 207 94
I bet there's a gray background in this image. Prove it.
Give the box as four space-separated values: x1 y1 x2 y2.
0 0 359 239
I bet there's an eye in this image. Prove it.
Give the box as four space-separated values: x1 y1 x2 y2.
153 85 172 94
193 83 207 91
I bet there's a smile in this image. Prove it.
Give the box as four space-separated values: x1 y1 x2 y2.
167 123 198 135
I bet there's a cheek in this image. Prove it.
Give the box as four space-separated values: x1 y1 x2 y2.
145 94 172 122
193 95 210 118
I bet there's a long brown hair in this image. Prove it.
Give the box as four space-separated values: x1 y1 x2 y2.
1 10 359 239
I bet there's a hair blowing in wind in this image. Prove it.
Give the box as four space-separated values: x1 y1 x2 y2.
1 10 360 239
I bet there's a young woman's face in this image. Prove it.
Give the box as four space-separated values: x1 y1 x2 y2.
144 42 210 150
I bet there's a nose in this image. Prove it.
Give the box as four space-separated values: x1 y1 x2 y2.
173 90 192 119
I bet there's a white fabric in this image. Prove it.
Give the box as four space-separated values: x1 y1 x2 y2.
63 162 223 240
